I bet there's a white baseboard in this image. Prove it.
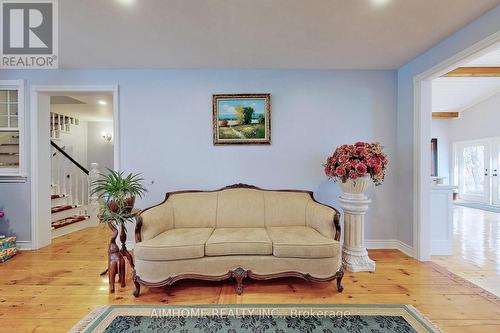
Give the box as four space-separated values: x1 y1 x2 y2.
16 240 33 251
365 239 414 257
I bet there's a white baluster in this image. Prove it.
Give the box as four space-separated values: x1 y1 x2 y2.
62 159 67 197
81 173 85 206
74 167 79 206
57 154 62 195
51 147 55 190
88 163 99 226
51 113 55 138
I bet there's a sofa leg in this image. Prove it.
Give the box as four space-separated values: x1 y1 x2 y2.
231 267 247 295
235 278 244 295
336 270 344 293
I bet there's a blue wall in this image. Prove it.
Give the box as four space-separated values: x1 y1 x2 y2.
397 5 500 246
0 69 398 246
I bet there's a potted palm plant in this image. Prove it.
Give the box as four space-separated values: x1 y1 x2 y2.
91 169 147 224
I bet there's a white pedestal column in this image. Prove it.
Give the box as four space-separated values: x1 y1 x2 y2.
340 192 376 272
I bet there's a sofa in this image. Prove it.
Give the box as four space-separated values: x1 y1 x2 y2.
132 184 343 297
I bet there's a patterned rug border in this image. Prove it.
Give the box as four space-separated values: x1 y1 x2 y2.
70 304 441 333
430 262 500 305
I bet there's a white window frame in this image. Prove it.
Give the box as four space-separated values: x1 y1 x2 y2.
0 80 26 182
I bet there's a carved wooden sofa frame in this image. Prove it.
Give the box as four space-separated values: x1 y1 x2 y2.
133 184 344 297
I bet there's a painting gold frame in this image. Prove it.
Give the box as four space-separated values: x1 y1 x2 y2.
212 93 271 145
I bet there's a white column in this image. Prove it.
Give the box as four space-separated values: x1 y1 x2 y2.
340 191 376 272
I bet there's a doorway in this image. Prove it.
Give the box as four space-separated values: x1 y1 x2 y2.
30 86 119 249
454 138 500 206
426 46 500 296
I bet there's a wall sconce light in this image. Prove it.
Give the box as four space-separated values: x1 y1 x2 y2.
102 132 113 142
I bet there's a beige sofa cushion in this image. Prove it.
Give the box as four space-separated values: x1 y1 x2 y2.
216 189 265 228
306 201 336 239
170 192 217 228
205 228 272 256
267 226 339 258
140 201 174 241
264 191 309 227
134 228 214 261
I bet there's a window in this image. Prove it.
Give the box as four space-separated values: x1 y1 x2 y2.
0 80 25 180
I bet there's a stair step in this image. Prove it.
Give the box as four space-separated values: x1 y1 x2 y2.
51 205 77 214
51 194 68 207
51 215 89 230
51 205 84 222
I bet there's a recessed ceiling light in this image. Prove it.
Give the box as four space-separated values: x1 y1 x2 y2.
98 100 107 105
371 0 390 6
116 0 135 5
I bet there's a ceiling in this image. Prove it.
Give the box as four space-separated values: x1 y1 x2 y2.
49 92 113 122
432 42 500 113
57 0 500 69
464 44 500 66
432 77 500 113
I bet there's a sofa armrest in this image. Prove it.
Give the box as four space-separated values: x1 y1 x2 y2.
306 200 341 241
135 200 174 243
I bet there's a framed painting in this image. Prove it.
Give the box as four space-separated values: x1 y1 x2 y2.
213 93 271 145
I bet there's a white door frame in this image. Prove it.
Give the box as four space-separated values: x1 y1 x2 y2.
30 85 120 250
413 32 500 261
493 138 500 206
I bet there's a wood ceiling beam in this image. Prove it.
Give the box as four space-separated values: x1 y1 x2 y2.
443 67 500 77
432 112 459 119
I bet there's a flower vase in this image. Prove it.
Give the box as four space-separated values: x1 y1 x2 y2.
339 174 376 272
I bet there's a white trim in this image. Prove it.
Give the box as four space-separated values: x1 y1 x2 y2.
0 175 27 182
413 31 500 261
365 239 414 257
30 85 120 250
16 240 32 251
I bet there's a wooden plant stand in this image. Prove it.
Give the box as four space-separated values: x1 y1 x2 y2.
101 211 138 293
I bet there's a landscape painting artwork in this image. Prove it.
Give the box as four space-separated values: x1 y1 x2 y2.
213 94 271 145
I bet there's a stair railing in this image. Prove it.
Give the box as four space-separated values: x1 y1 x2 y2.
50 141 99 225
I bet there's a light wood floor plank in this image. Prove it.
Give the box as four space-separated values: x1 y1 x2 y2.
0 224 499 332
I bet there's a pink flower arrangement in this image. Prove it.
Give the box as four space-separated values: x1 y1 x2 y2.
0 210 4 218
324 142 388 186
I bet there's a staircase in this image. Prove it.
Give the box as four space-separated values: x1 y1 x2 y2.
50 112 79 140
51 141 99 238
0 134 19 168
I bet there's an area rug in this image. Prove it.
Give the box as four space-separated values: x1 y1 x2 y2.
70 304 441 333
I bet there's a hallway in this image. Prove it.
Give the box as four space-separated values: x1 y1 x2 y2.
432 206 500 296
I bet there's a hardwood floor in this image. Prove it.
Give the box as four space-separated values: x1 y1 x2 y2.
433 206 500 296
1 225 500 333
